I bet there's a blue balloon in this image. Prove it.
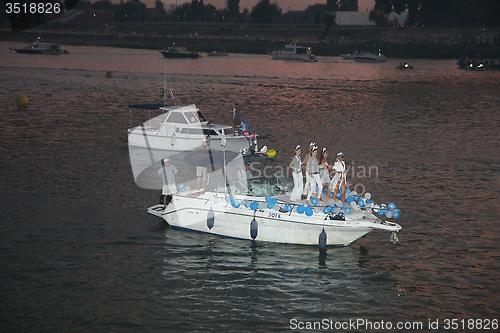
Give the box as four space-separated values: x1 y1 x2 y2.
265 195 272 203
244 201 249 208
323 206 332 214
329 192 334 197
346 189 351 195
297 205 305 214
338 188 342 194
305 206 313 216
344 207 351 215
388 202 397 210
226 197 231 203
353 195 359 201
393 209 401 218
233 200 240 208
378 209 385 216
358 199 365 207
336 193 341 198
323 188 328 194
250 202 259 210
346 196 354 204
272 197 278 204
267 201 275 209
311 197 318 206
366 199 373 204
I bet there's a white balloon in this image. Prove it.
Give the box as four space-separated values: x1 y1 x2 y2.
365 192 372 200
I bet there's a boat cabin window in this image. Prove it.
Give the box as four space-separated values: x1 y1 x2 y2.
185 112 200 124
181 128 221 136
197 111 207 122
166 112 188 124
296 47 306 54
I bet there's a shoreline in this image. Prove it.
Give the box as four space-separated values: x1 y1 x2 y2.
2 24 499 59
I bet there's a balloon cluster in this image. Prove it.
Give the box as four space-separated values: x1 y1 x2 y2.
222 191 400 219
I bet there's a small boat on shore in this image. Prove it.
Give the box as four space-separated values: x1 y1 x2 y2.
160 46 200 59
271 44 318 62
12 38 69 54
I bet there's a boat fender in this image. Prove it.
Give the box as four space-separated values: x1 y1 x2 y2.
318 229 327 249
171 133 176 146
207 209 215 230
250 218 258 240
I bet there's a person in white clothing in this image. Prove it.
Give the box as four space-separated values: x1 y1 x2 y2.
289 145 303 202
301 142 315 198
328 152 347 203
306 146 323 203
319 148 330 187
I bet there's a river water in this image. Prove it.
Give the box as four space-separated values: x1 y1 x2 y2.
1 42 499 332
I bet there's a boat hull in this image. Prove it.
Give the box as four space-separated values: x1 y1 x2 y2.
148 194 401 247
161 51 199 59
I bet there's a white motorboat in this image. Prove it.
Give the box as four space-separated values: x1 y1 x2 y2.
127 103 256 187
353 50 386 62
12 38 69 54
147 152 402 248
271 44 318 62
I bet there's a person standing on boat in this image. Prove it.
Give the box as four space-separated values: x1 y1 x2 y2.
328 152 347 203
289 145 303 202
195 138 209 190
319 148 331 188
232 102 244 135
306 146 323 203
301 142 315 199
154 158 178 208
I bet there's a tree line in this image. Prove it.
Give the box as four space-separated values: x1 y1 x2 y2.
82 0 499 27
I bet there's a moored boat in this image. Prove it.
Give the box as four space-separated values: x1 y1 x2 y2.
271 44 318 62
160 46 200 58
12 38 69 54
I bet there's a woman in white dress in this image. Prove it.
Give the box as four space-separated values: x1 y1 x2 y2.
289 145 303 202
319 148 330 188
306 146 323 203
328 152 347 203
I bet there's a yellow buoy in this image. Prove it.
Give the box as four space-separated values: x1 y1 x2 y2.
266 149 276 157
17 95 28 107
106 71 113 78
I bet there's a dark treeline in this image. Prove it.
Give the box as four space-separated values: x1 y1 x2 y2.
80 0 499 27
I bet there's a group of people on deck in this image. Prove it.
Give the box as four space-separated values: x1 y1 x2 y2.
289 143 347 205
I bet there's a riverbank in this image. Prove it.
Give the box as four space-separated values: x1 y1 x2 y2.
2 21 499 59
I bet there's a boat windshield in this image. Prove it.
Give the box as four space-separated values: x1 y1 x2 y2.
209 176 285 197
185 111 200 124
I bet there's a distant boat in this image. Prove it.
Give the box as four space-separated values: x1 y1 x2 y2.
12 38 69 55
160 46 200 59
353 50 386 62
271 44 318 62
207 50 229 57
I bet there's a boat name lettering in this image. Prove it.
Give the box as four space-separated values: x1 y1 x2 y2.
268 212 281 219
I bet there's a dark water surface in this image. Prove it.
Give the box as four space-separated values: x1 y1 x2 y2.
1 43 499 332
